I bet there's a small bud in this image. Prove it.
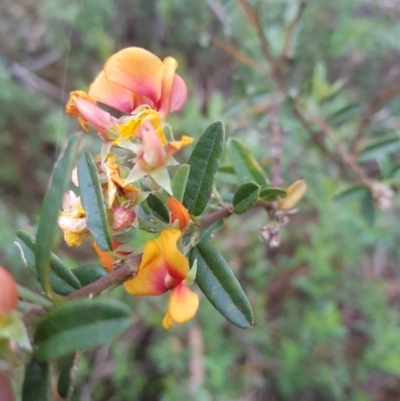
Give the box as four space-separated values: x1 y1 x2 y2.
259 225 280 248
371 182 393 211
0 267 18 315
167 197 190 229
278 180 307 211
113 206 136 231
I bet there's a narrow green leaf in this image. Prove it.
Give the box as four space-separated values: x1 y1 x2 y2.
233 182 260 214
259 187 286 201
146 193 170 223
358 135 400 162
333 185 367 203
71 265 108 287
35 134 81 293
22 359 51 401
183 121 225 216
16 231 81 296
190 242 254 329
327 103 362 127
172 164 191 202
361 189 375 226
78 152 112 251
34 299 132 361
227 139 267 186
57 353 78 399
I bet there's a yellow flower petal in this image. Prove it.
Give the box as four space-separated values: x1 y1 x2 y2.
168 281 199 324
162 310 173 330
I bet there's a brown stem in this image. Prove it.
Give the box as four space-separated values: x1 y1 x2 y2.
199 205 234 229
307 111 372 189
22 256 141 326
278 1 308 67
350 81 400 153
67 255 142 300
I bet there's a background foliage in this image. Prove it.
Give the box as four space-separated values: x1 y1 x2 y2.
2 0 400 400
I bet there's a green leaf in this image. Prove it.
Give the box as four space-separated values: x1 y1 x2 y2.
233 182 260 214
259 187 286 201
16 230 81 296
34 299 132 361
327 103 362 127
183 121 225 216
71 265 108 287
218 165 235 174
146 193 170 223
78 152 112 251
22 359 51 401
333 185 367 203
172 164 191 202
358 135 400 162
227 139 267 186
35 134 81 293
361 189 375 226
190 242 254 329
390 161 400 178
57 353 77 399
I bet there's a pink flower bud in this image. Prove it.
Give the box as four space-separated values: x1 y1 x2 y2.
113 206 136 231
0 267 18 315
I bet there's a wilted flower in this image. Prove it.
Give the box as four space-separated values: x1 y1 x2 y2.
57 191 90 246
277 179 307 211
113 206 136 231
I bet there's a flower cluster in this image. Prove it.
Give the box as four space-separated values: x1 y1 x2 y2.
59 48 199 329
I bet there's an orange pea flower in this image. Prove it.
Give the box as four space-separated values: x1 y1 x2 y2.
0 267 18 315
167 197 190 229
123 229 199 330
124 121 193 193
89 47 187 117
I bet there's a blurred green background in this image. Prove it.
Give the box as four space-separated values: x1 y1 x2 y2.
2 0 400 400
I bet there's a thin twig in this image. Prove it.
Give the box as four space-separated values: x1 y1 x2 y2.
66 256 141 300
307 111 373 189
199 205 234 229
211 37 265 73
350 81 400 153
279 1 308 66
9 62 66 102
